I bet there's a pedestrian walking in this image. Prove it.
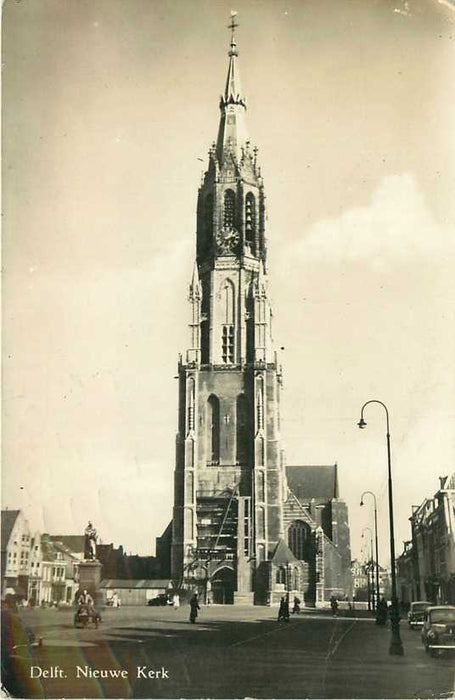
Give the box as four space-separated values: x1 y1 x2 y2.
292 596 301 614
189 593 200 624
375 597 388 625
277 595 290 622
330 595 338 617
173 593 180 610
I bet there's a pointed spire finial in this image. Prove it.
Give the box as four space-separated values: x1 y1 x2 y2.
216 11 247 161
228 11 239 56
189 261 201 300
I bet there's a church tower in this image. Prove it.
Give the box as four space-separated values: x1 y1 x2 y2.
171 18 287 604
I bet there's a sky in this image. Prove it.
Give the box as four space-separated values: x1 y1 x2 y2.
3 0 455 562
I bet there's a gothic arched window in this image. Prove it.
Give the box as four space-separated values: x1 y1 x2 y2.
236 394 249 465
288 520 311 561
245 192 256 245
276 566 286 585
222 279 235 325
206 395 220 464
221 279 235 364
223 190 235 229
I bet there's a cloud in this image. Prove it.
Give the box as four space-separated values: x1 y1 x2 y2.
394 2 411 17
438 0 455 12
297 174 455 266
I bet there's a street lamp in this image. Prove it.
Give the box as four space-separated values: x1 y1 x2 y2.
360 490 380 613
362 527 375 611
357 399 404 656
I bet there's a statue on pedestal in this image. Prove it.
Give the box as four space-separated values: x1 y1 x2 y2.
84 521 98 560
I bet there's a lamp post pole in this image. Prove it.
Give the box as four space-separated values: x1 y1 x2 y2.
362 527 375 610
358 399 404 656
361 490 380 613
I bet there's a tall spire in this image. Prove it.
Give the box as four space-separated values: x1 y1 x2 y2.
224 12 244 106
216 12 248 163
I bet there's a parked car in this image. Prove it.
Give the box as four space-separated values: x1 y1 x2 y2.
421 605 455 656
408 601 432 628
148 594 169 607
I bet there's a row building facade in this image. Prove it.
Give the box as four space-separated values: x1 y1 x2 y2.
397 474 455 605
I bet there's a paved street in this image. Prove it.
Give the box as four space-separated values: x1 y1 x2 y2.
2 605 454 699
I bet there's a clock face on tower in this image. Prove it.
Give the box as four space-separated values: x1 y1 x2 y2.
216 227 240 254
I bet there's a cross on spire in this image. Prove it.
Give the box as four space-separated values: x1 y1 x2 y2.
228 11 239 56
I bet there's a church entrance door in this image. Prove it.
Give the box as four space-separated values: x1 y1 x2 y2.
211 567 235 604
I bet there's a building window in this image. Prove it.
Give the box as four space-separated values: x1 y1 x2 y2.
206 395 220 464
288 520 311 561
221 279 235 364
276 566 286 585
245 192 256 245
222 326 234 363
223 189 235 229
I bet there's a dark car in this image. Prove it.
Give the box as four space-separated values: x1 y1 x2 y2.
421 605 455 656
147 594 169 607
408 601 432 628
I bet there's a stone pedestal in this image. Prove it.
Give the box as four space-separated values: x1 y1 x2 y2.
233 591 255 605
78 560 103 608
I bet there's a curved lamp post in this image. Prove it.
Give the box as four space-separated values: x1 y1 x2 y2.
358 399 404 656
361 490 380 613
362 526 375 611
